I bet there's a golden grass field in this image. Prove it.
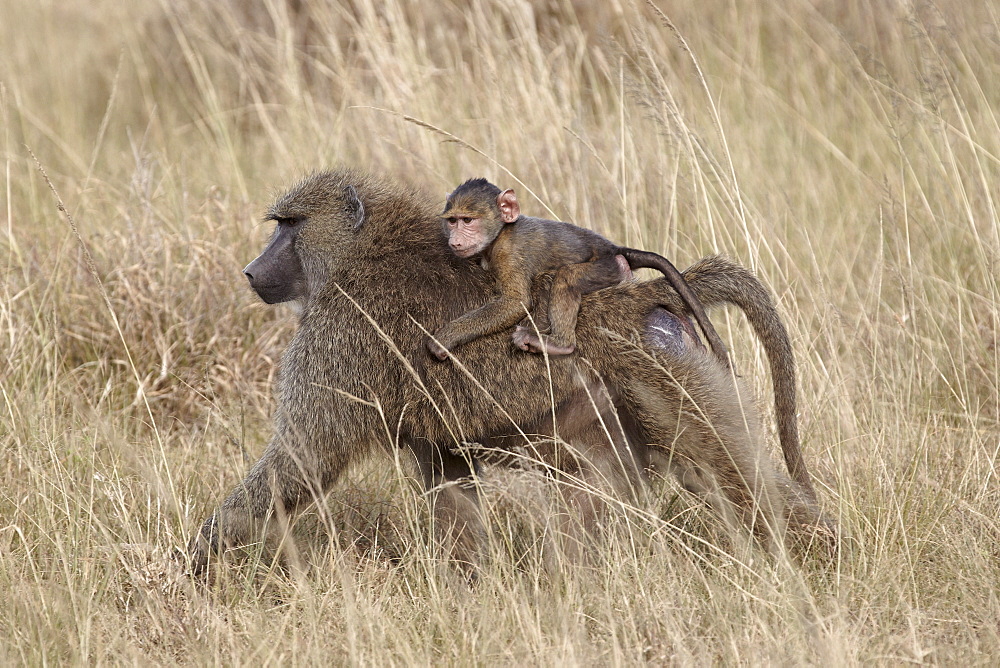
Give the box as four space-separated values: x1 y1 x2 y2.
2 0 998 663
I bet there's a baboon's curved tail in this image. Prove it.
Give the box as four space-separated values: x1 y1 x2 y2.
620 247 731 370
674 255 817 503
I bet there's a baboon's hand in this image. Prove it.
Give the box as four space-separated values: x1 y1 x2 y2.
426 337 450 361
186 539 209 577
186 515 218 577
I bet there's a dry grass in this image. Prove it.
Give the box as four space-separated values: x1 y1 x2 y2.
2 0 998 663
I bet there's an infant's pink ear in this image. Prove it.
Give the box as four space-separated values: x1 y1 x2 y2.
497 188 520 223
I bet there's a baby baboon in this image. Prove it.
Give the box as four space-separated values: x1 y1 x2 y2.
430 178 729 366
188 168 825 575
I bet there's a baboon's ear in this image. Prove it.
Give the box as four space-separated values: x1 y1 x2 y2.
345 185 366 230
497 189 520 223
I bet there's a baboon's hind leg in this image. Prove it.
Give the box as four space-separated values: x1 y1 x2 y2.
620 362 788 551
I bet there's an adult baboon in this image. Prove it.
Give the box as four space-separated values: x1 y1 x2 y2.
188 168 824 573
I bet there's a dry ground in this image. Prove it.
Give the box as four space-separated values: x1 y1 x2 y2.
1 0 998 664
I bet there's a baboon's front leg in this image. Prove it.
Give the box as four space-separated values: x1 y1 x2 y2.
188 441 334 575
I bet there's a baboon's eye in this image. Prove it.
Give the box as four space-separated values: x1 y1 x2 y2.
268 215 305 226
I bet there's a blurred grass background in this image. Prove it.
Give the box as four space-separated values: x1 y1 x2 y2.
1 0 998 663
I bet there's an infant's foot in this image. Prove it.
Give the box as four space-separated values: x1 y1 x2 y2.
512 327 575 356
